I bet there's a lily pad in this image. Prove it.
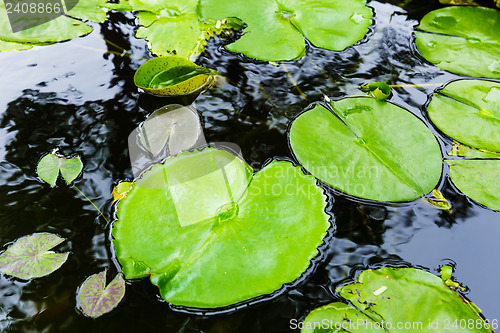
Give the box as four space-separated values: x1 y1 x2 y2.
112 182 133 203
128 0 243 59
0 233 69 279
37 153 83 186
0 1 92 48
302 267 493 333
112 148 329 309
414 6 500 78
447 159 500 211
134 56 219 96
428 79 500 152
77 270 125 318
139 105 202 156
450 142 500 158
360 81 392 100
289 98 442 202
200 0 373 61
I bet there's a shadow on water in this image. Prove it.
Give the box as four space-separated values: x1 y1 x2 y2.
0 1 499 332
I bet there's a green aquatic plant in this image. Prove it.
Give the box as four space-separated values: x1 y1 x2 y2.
112 147 330 309
289 97 442 202
427 79 500 212
127 0 244 59
301 267 494 333
360 81 392 100
134 56 219 96
77 270 126 318
414 6 500 78
200 0 373 61
0 233 69 279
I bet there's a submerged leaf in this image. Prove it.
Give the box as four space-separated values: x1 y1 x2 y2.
289 98 442 202
112 148 329 308
134 56 219 96
200 0 372 61
37 153 83 186
415 6 500 78
428 79 500 152
360 81 392 100
0 233 69 279
302 267 492 333
78 270 125 318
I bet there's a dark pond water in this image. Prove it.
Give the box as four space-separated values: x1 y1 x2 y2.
0 0 499 331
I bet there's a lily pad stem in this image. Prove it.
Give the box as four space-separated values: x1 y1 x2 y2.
73 185 109 224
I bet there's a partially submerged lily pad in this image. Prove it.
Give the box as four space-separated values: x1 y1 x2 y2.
428 79 500 152
414 6 500 78
134 56 219 96
37 153 83 186
0 233 69 279
112 148 329 309
200 0 373 61
302 267 493 333
447 159 500 211
289 98 442 202
77 270 125 318
139 105 202 156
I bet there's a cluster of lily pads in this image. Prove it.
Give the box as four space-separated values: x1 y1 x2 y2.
0 0 499 328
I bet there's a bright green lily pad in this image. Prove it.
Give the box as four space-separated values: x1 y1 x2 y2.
112 148 329 309
128 0 243 59
66 0 129 23
428 79 500 152
415 6 500 78
0 1 92 48
78 270 126 318
0 233 69 279
37 153 83 186
289 98 442 202
134 56 219 96
447 159 500 211
200 0 373 61
360 81 392 100
302 267 493 333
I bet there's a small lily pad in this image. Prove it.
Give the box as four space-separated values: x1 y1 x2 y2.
112 148 329 309
0 233 69 279
414 6 500 78
360 81 392 100
77 270 125 318
112 182 133 203
428 79 500 153
302 267 493 333
139 105 202 156
36 153 83 186
200 0 373 61
134 56 219 96
447 159 500 212
289 97 442 202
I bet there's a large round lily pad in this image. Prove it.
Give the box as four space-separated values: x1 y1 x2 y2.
428 79 500 153
302 267 493 333
289 98 442 202
112 148 330 309
200 0 373 61
414 6 500 78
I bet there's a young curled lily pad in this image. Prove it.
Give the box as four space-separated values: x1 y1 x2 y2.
360 81 392 100
134 56 219 96
200 0 373 61
77 270 125 318
37 153 83 186
414 6 500 78
112 182 133 204
302 267 493 333
0 233 69 279
428 79 500 153
112 148 330 309
289 98 442 202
